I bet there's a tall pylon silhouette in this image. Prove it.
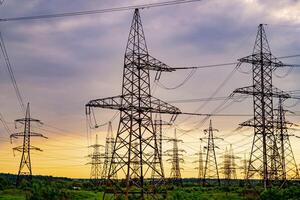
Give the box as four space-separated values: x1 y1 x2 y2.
165 129 185 185
10 103 47 186
274 97 299 181
233 24 290 189
194 144 204 182
87 134 104 185
202 120 221 186
101 122 117 181
85 8 180 199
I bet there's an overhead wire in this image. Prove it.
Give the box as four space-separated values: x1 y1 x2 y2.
0 32 25 113
177 63 242 129
0 0 203 22
155 68 196 90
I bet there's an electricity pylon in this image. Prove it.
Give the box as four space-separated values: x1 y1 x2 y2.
101 122 117 181
10 103 47 186
220 145 239 183
241 154 249 180
165 129 185 185
202 120 221 186
274 97 299 181
233 24 290 189
221 147 230 181
193 144 204 182
85 8 180 199
151 116 172 182
87 134 104 185
229 145 238 180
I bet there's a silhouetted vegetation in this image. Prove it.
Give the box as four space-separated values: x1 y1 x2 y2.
0 174 300 199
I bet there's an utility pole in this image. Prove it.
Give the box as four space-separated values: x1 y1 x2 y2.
202 120 221 186
87 134 104 186
101 122 117 181
233 24 290 189
193 144 204 182
10 103 47 186
274 97 299 181
85 9 180 199
165 129 185 185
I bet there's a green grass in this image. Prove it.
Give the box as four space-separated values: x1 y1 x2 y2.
68 190 104 200
0 189 26 200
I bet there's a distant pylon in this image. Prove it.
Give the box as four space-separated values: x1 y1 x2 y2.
132 142 140 180
165 129 185 185
233 24 290 189
101 122 117 180
241 154 248 180
193 144 204 181
229 144 238 180
151 115 171 181
221 147 230 181
202 120 221 186
10 103 47 186
85 8 180 199
274 97 299 181
221 145 238 182
87 134 104 185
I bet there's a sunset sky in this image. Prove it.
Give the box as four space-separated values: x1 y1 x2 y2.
0 0 299 179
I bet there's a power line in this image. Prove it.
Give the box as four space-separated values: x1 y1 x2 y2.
0 0 202 22
0 32 25 113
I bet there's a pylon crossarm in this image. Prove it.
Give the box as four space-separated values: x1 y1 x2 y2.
86 95 181 116
30 132 48 139
12 146 23 152
29 145 43 151
234 86 291 99
15 118 42 123
238 53 284 68
147 55 175 72
10 132 24 139
86 95 123 112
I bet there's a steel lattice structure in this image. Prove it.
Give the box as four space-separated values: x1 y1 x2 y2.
151 117 171 181
220 145 239 182
233 24 290 189
101 122 117 181
85 9 180 199
194 144 204 181
202 120 221 186
274 97 299 181
165 129 185 185
10 103 47 186
87 134 104 185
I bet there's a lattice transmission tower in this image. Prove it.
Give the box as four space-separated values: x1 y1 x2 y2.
101 122 117 181
87 134 104 185
10 103 47 186
165 129 185 185
233 24 291 189
193 144 204 182
240 154 249 180
202 120 221 186
85 8 180 199
220 145 239 183
274 97 299 181
151 116 172 182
